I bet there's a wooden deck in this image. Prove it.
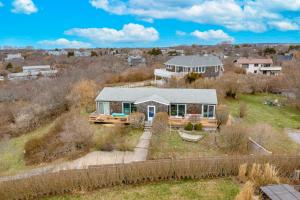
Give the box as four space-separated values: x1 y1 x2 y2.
89 113 129 124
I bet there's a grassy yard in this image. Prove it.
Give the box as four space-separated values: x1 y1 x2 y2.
225 94 300 129
0 121 55 176
149 130 224 159
46 178 239 200
224 93 300 154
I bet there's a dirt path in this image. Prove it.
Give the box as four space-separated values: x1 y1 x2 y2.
0 122 153 182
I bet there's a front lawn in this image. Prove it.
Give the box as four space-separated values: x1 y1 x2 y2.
46 178 239 200
149 130 223 159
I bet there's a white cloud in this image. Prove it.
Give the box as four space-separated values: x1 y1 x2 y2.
269 21 299 31
39 38 91 49
89 0 300 32
12 0 38 14
176 31 186 36
140 17 154 23
191 29 234 43
65 23 159 43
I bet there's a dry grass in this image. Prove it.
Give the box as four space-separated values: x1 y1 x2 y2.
238 163 248 183
235 181 254 200
249 163 280 189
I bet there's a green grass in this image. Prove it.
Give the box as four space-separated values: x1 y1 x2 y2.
224 93 300 154
225 94 300 129
46 178 239 200
149 131 223 159
0 121 55 176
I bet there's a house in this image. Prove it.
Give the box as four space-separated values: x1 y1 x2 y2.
0 75 4 81
276 54 293 64
260 184 300 200
74 50 91 57
90 87 218 130
47 50 68 56
127 55 146 66
234 58 282 76
7 65 57 80
154 55 223 82
4 53 24 61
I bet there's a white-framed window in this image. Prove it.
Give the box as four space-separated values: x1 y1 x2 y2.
202 105 215 119
122 102 137 115
98 102 110 115
170 104 186 117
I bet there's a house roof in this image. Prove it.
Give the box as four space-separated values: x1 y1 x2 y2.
236 58 273 64
134 94 170 105
260 184 300 200
165 55 222 67
96 87 218 104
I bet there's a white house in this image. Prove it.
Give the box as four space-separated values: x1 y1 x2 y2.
127 55 146 66
8 65 57 81
47 50 68 56
234 58 282 76
0 75 4 81
4 53 24 61
74 50 91 57
154 55 224 82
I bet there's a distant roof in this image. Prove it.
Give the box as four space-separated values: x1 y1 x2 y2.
96 87 218 104
277 54 293 62
23 65 51 70
165 55 222 67
236 58 273 64
261 184 300 200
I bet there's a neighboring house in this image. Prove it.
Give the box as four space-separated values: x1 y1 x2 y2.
127 55 146 66
0 75 4 81
276 54 293 64
74 50 91 57
47 50 68 56
7 65 57 81
4 53 24 61
154 55 224 81
90 87 218 130
234 58 281 76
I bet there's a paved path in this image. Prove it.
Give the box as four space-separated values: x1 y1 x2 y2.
286 128 300 145
0 122 152 182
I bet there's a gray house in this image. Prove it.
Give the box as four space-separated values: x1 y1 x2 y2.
94 87 218 123
154 55 224 82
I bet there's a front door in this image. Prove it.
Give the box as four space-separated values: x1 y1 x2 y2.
147 106 156 121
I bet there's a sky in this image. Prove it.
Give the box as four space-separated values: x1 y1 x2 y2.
1 0 300 49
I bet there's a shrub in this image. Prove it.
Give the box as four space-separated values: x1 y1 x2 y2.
6 63 13 69
91 51 98 57
151 112 169 134
194 123 203 131
216 106 229 128
185 72 202 84
249 163 280 189
67 51 74 57
238 163 248 182
129 112 145 129
184 122 193 131
239 103 247 118
235 181 254 200
148 48 162 56
219 124 249 153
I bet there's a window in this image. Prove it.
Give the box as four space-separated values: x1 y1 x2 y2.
254 64 259 67
203 105 215 118
98 102 110 115
122 103 136 115
170 104 186 117
254 70 257 73
242 64 249 69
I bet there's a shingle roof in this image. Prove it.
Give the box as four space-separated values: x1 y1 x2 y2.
96 87 218 104
165 55 222 67
236 58 273 64
261 184 300 200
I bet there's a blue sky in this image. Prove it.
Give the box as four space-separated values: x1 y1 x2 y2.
1 0 300 49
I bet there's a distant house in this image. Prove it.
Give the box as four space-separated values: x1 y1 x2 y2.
90 87 218 130
154 55 224 82
7 65 57 81
4 53 24 61
127 55 146 66
74 50 91 57
47 50 68 56
0 75 4 81
234 57 281 76
276 54 293 64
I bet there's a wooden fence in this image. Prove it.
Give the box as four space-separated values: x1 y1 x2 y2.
1 155 300 200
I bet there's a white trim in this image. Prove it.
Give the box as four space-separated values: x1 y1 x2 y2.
134 99 170 106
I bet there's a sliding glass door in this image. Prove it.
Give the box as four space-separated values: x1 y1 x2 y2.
203 105 215 118
170 104 186 117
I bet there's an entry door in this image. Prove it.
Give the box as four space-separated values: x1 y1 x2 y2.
147 106 156 121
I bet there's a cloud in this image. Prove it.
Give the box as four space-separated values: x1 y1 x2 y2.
65 23 159 43
39 38 91 48
89 0 300 32
12 0 38 14
176 31 186 36
191 29 234 43
269 21 299 31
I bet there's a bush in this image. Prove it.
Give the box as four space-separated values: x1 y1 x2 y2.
152 112 169 134
239 103 247 118
194 123 203 131
185 72 202 84
216 106 229 128
129 112 145 129
235 181 254 200
6 63 13 69
219 124 249 153
249 163 280 189
148 48 162 56
184 122 193 131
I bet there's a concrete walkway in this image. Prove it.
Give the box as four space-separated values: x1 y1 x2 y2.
286 128 300 145
0 122 152 182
